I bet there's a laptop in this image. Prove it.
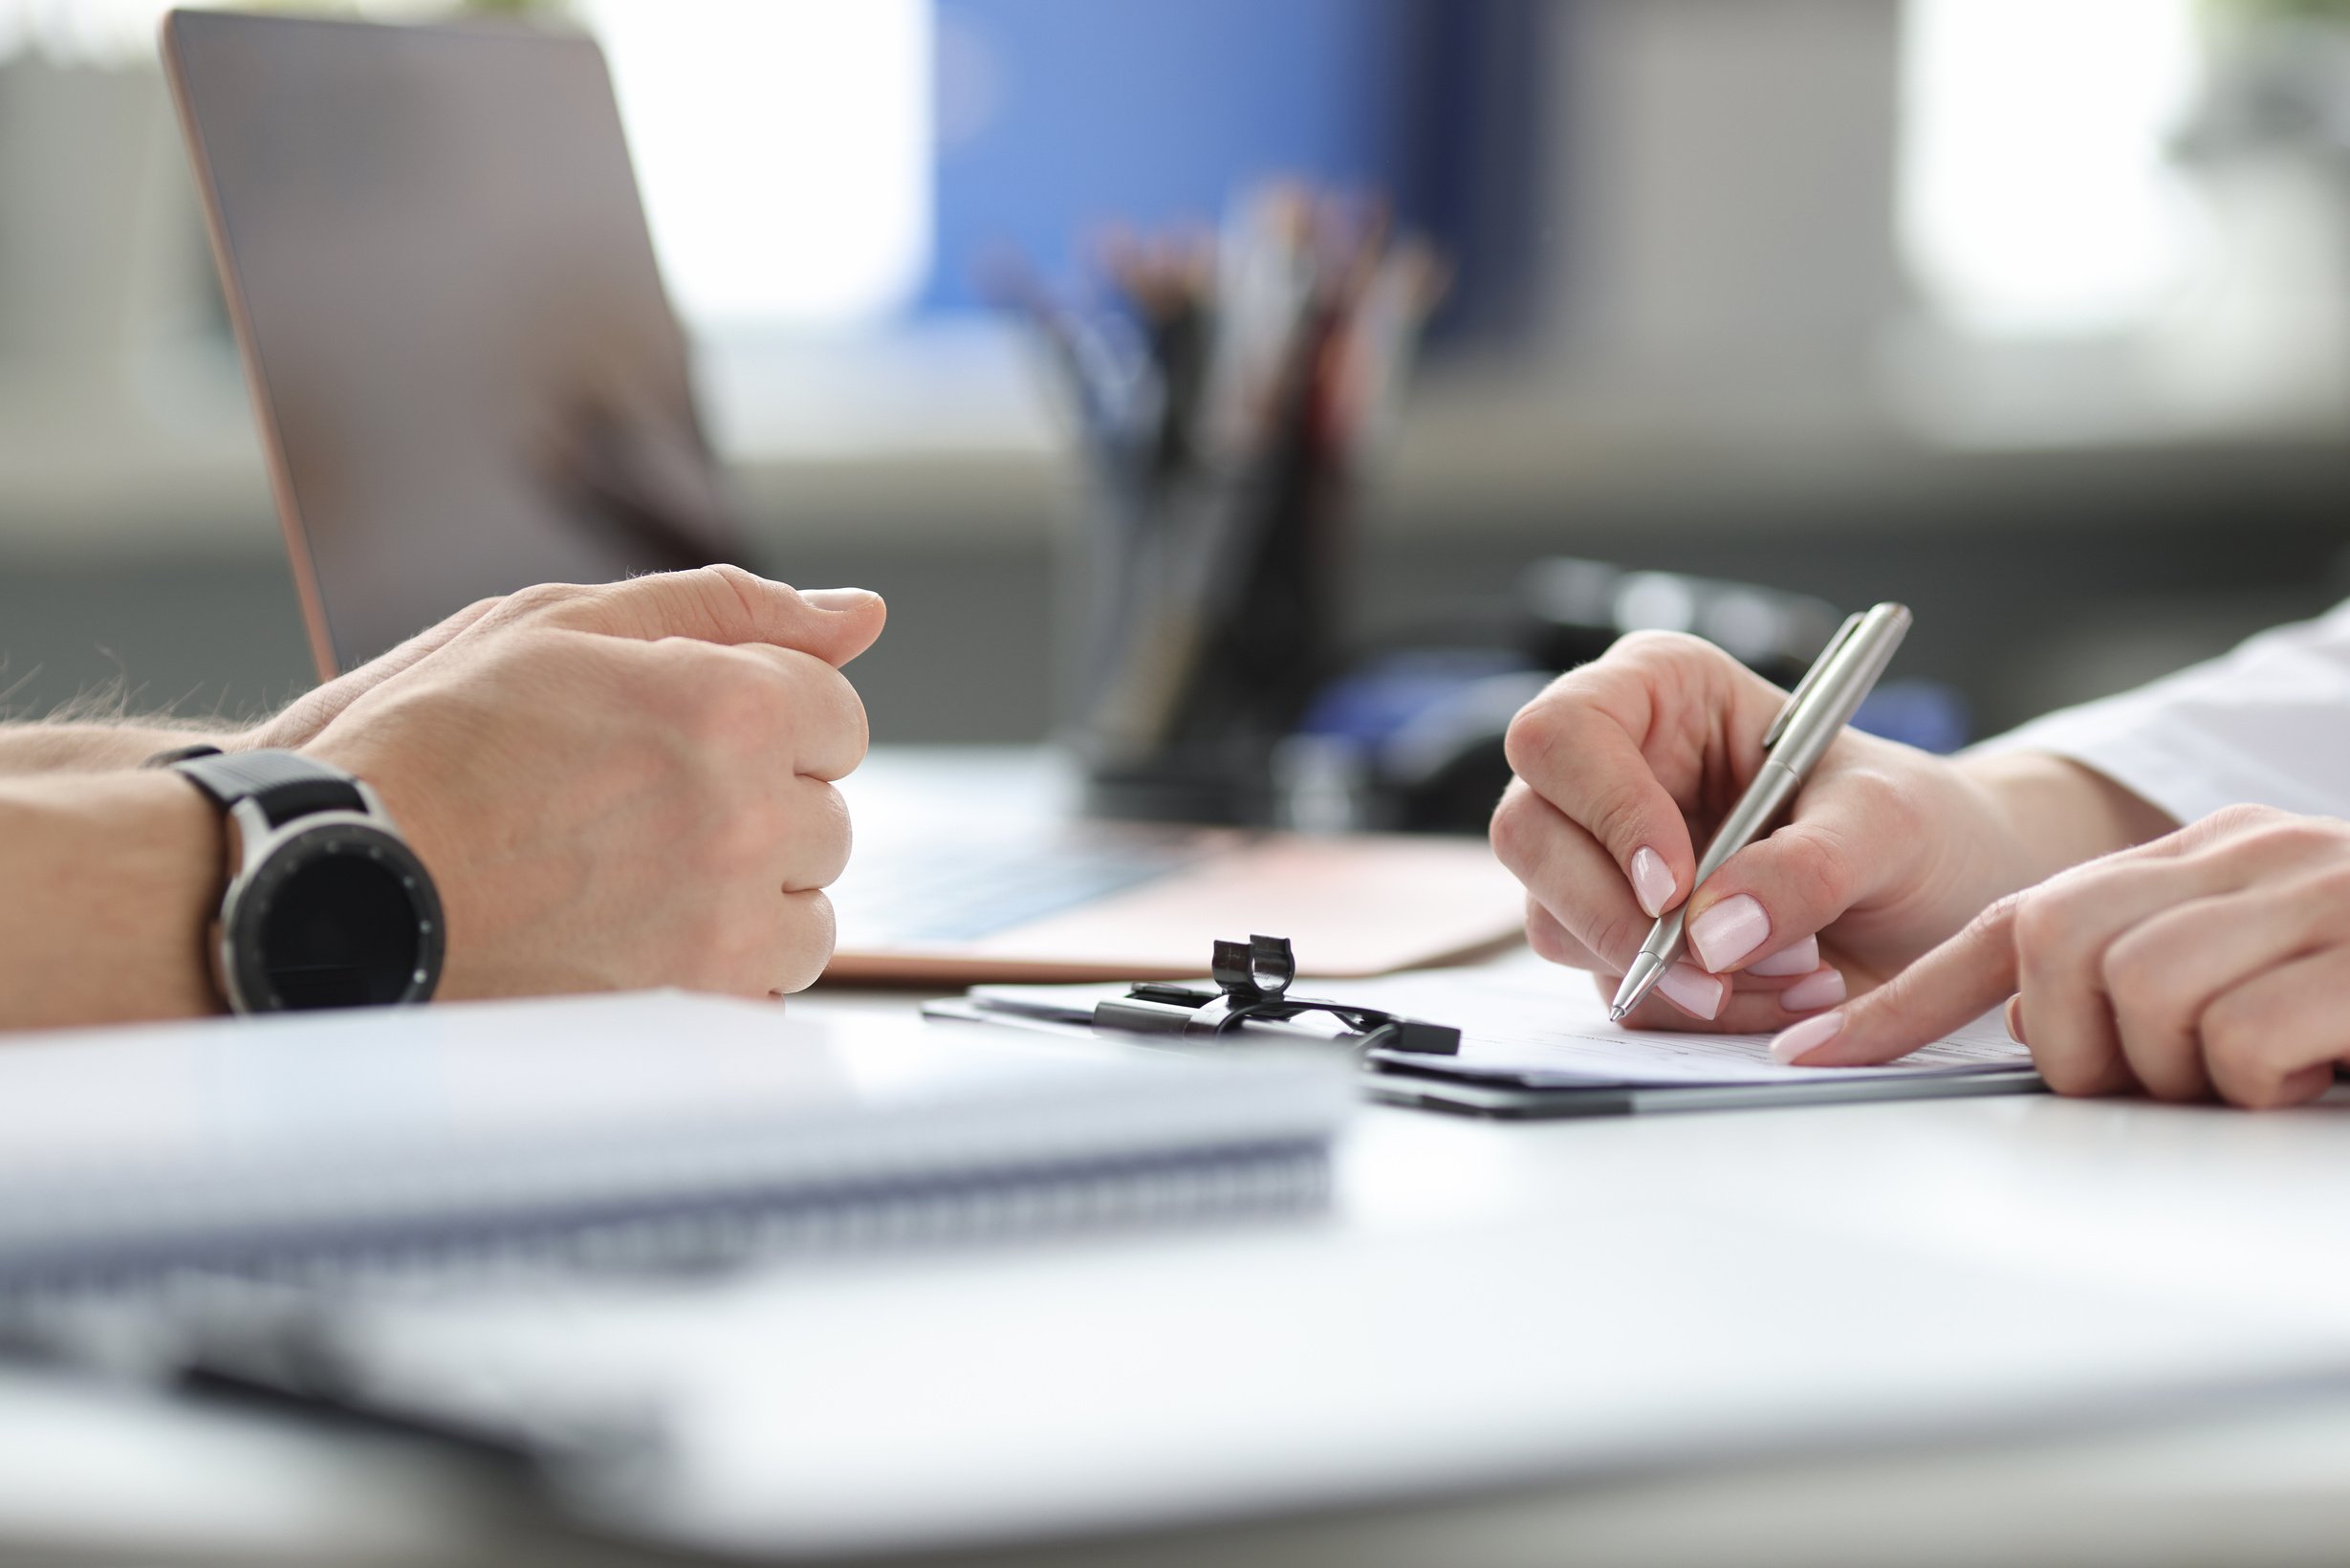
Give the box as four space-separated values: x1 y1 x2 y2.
161 9 1524 982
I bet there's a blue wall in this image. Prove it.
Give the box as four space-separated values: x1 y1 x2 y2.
922 0 1418 309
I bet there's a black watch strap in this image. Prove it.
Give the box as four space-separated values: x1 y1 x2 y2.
143 742 226 769
162 750 369 828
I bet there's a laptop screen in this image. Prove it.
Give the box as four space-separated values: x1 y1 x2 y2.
164 10 737 675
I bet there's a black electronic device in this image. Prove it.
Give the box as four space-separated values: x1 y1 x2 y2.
154 748 444 1013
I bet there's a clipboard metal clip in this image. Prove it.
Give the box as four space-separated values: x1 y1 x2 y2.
1092 934 1462 1056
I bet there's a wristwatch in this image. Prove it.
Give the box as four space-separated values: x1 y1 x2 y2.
150 746 445 1013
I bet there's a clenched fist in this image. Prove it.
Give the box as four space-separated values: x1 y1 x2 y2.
301 566 883 998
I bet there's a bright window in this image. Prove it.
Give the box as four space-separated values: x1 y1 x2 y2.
1900 0 2205 338
0 0 937 332
576 0 934 331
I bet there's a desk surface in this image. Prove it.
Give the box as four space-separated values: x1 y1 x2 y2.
9 986 2350 1567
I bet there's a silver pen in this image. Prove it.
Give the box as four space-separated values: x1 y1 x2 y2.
1609 602 1913 1022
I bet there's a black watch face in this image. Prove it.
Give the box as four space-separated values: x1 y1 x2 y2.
228 823 445 1011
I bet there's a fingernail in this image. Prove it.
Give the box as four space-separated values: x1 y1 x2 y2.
1770 1010 1846 1065
1656 962 1726 1021
1746 935 1819 978
1687 893 1770 972
802 587 881 612
1629 846 1677 919
1779 966 1846 1013
2005 994 2027 1044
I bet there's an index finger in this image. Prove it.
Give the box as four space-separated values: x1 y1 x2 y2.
509 565 887 668
1771 894 2024 1067
1503 661 1699 921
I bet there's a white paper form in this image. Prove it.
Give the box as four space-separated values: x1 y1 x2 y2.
1338 962 2031 1088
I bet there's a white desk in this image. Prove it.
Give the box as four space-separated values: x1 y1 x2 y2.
8 752 2350 1564
9 1027 2350 1566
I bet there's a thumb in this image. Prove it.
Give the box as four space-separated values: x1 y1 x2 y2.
1769 895 2023 1067
530 565 886 668
793 587 887 666
1680 804 1875 975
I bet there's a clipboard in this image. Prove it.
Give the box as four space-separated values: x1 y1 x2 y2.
926 934 2046 1120
1365 1056 2043 1119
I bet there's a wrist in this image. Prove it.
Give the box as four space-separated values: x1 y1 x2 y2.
0 772 227 1027
129 772 235 1017
0 722 245 778
229 713 297 754
1954 750 2179 887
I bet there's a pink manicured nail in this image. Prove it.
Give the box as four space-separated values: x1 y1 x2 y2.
1687 893 1770 972
1770 1010 1846 1065
1779 967 1846 1013
1655 962 1726 1021
1629 846 1676 919
1746 935 1819 978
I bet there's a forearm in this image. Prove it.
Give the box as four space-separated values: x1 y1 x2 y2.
1956 750 2181 888
0 721 247 778
0 773 224 1028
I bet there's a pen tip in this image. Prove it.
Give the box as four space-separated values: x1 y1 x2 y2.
1608 1004 1629 1024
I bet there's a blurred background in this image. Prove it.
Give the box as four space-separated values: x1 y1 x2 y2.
7 0 2350 751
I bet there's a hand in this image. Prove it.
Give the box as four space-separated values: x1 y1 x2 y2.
240 597 507 753
1490 632 2165 1031
1774 805 2350 1109
299 566 885 1000
0 603 510 779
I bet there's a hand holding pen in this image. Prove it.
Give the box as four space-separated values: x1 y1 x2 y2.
1610 604 1910 1019
1491 613 2080 1034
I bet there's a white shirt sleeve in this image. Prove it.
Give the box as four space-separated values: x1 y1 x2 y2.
1971 599 2350 825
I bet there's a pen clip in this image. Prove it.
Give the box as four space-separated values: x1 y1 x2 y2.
1763 611 1862 751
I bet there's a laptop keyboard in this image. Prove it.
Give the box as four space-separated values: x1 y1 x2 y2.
831 832 1215 945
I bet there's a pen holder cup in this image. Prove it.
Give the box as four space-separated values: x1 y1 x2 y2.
1059 453 1350 825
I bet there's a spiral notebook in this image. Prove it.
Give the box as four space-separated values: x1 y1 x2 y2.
0 992 1349 1293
